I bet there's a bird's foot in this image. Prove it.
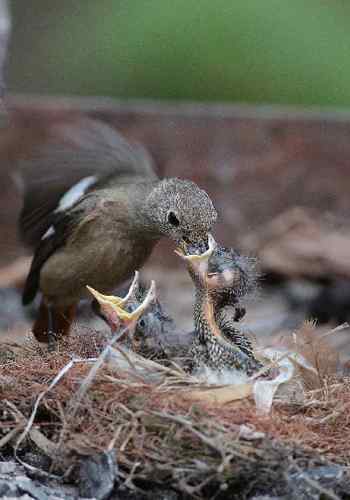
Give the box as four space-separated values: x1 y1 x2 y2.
47 330 57 352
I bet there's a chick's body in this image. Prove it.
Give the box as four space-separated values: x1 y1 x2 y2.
179 239 263 376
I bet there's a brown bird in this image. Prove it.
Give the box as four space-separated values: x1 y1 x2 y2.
17 117 217 348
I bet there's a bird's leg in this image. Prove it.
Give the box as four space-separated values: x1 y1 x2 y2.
46 303 57 352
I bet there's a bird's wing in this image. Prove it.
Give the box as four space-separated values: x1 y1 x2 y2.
17 117 157 246
21 201 87 305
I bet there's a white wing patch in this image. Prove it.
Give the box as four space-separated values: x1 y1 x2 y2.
55 176 97 213
41 176 97 241
42 225 55 240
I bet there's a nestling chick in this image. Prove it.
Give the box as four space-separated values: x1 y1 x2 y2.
17 117 217 347
91 271 194 360
87 272 156 350
176 235 263 376
132 292 195 362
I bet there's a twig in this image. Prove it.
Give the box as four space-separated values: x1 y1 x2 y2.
65 325 131 420
319 322 349 340
11 357 91 476
151 411 224 458
317 406 345 424
122 459 141 490
14 359 75 449
0 425 22 449
249 350 290 381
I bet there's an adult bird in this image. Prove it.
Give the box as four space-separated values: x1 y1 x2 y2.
17 116 217 348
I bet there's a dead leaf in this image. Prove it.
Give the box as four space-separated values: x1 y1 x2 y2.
185 383 252 404
244 207 350 280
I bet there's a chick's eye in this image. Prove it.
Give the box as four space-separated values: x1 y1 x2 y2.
138 318 146 328
167 211 180 227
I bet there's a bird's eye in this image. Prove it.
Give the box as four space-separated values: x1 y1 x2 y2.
167 211 180 227
138 318 146 329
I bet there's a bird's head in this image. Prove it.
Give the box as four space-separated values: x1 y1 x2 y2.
86 273 157 343
121 276 170 356
87 274 169 356
132 294 172 357
175 233 217 288
176 235 258 304
145 178 217 247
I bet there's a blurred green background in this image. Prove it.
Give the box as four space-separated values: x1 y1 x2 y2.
7 0 350 106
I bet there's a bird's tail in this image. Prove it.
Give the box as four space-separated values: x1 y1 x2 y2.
32 301 76 343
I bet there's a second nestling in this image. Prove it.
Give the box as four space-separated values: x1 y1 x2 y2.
87 272 157 350
88 271 194 363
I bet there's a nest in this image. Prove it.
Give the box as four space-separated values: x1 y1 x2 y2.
0 325 350 499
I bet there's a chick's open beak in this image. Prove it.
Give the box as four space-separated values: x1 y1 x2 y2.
86 285 127 330
87 271 140 310
175 233 216 276
113 280 156 325
87 278 156 331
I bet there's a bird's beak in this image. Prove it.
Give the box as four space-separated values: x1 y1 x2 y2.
121 270 140 303
86 270 140 309
86 279 156 329
86 284 127 330
111 280 156 324
175 234 216 275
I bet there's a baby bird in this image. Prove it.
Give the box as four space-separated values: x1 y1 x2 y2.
176 235 263 376
87 272 156 350
89 271 194 361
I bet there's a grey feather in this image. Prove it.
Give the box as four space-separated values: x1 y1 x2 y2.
17 118 157 246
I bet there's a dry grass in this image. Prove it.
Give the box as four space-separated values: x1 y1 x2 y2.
0 328 350 498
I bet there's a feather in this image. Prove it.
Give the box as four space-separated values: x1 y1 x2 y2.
278 320 340 389
22 204 85 305
17 117 156 246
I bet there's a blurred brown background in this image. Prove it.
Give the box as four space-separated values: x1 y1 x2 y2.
1 1 350 360
1 97 350 360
